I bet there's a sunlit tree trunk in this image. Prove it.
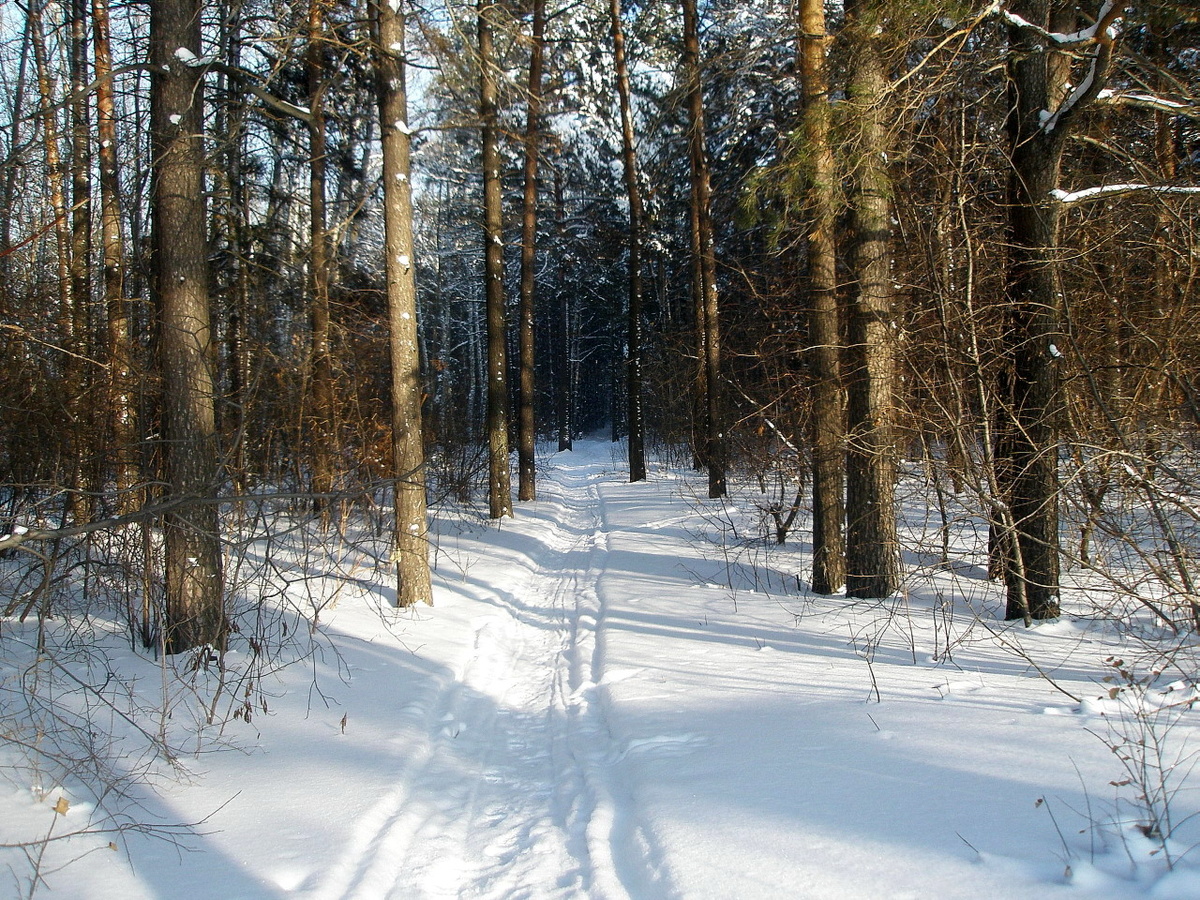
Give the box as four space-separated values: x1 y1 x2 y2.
681 0 724 498
374 0 433 607
307 0 335 520
93 0 137 513
69 0 91 351
479 0 513 519
798 0 845 594
66 0 96 523
151 0 225 653
518 0 547 500
31 3 73 360
844 0 900 599
0 14 32 291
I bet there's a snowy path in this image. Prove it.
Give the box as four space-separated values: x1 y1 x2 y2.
22 440 1200 900
309 447 670 900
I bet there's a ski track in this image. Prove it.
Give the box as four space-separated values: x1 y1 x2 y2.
309 454 676 900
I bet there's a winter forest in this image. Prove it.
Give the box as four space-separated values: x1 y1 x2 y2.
3 0 1200 897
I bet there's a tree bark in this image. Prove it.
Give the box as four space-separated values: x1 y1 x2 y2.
681 0 724 498
374 0 433 607
93 0 137 513
998 0 1119 620
844 0 900 599
69 0 92 356
307 0 335 520
610 0 647 483
518 0 547 500
0 12 32 293
31 3 73 363
553 163 573 453
479 0 513 519
151 0 226 653
798 0 845 594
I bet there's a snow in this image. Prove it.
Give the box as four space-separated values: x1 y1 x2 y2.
1000 1 1120 47
3 440 1199 898
1052 184 1200 205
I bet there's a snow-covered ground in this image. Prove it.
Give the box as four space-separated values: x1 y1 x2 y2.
4 440 1200 898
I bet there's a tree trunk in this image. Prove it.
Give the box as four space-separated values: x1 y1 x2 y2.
681 0 724 498
69 0 92 355
374 0 433 607
553 163 573 453
307 0 335 520
0 13 32 294
798 0 845 594
610 0 646 483
151 0 225 654
844 0 900 599
689 174 707 472
997 0 1120 620
31 4 73 370
479 0 513 519
518 0 547 500
93 0 137 513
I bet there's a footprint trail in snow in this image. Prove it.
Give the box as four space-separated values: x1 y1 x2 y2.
310 444 674 900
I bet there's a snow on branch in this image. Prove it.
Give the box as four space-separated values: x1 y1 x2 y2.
999 0 1121 48
174 46 216 68
202 59 314 124
993 1 1126 134
1051 183 1200 205
1096 89 1200 119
